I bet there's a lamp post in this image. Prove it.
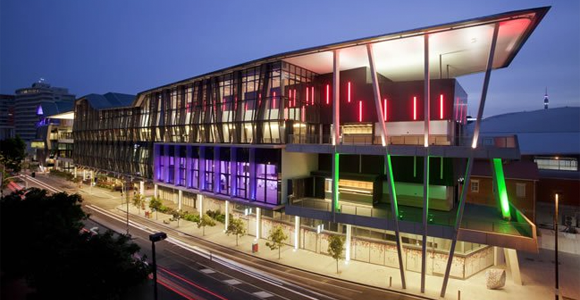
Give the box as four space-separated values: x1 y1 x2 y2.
554 193 559 300
149 232 167 300
126 175 131 237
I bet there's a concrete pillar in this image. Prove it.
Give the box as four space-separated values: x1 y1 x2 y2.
83 169 86 181
154 184 158 198
74 167 77 178
346 224 352 262
504 248 522 285
494 246 505 266
294 216 300 250
255 207 261 240
178 190 183 211
197 194 203 217
225 200 230 232
90 171 94 183
139 180 145 196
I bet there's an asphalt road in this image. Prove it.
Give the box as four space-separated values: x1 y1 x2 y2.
20 173 432 300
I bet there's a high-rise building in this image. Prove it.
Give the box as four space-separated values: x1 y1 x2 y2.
14 81 75 147
73 7 549 295
0 94 15 140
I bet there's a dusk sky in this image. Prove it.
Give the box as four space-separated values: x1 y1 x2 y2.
1 0 578 117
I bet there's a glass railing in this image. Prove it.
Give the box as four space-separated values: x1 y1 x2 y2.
287 133 518 149
288 196 533 238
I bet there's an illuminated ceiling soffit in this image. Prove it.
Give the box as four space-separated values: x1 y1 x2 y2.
283 16 535 81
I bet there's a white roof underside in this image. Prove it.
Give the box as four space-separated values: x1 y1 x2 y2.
284 14 538 81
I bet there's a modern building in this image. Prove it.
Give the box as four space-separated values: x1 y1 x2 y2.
0 94 15 140
33 101 75 172
73 7 549 295
14 81 75 149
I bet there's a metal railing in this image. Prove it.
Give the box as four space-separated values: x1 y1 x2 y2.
288 196 533 238
287 133 518 149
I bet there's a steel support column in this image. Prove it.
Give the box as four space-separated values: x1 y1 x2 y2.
368 43 406 288
471 23 500 148
331 50 340 218
420 33 431 294
440 157 474 297
420 152 430 293
385 154 407 289
366 44 388 146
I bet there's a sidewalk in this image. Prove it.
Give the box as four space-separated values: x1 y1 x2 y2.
75 182 578 300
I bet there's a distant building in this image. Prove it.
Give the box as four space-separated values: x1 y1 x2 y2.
14 81 75 149
471 107 580 227
34 101 74 172
0 94 15 139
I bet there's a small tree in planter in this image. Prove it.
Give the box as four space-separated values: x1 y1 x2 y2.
197 214 216 236
132 193 145 215
327 234 345 274
265 226 288 259
149 196 163 220
225 217 246 246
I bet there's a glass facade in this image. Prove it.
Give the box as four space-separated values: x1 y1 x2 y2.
154 144 281 206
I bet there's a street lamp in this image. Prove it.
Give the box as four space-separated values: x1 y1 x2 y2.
149 232 167 300
554 193 560 300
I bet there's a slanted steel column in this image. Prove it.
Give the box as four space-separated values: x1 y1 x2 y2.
471 23 500 148
331 50 341 218
367 44 388 146
385 154 407 289
368 43 406 288
440 157 474 297
420 33 431 294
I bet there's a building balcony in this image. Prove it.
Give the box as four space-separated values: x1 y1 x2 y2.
286 134 520 159
285 196 537 252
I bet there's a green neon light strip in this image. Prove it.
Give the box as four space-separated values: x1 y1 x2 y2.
492 158 511 219
386 154 399 217
334 153 340 211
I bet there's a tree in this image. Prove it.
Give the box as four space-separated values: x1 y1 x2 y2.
226 217 246 246
149 196 163 220
197 213 216 236
0 188 151 299
327 234 345 274
265 226 288 259
132 192 144 214
0 135 26 173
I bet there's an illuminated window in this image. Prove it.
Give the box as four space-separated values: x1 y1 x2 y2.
470 179 479 193
516 183 526 198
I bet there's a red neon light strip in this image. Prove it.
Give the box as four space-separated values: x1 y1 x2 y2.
159 266 228 300
273 91 276 108
359 101 362 122
440 94 444 119
306 87 309 106
311 86 314 105
302 105 305 122
293 89 297 107
383 98 387 121
326 84 329 104
348 82 351 103
413 97 417 120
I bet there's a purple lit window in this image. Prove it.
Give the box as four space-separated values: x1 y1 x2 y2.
256 164 278 205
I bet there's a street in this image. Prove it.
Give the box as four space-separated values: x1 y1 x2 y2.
17 173 430 300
